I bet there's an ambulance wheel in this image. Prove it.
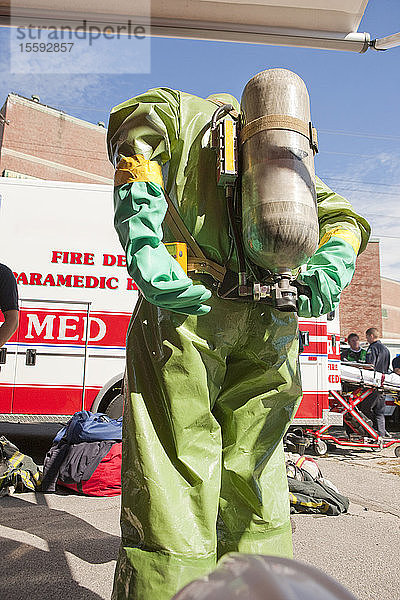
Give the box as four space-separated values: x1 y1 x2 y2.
313 439 328 456
92 376 123 417
395 446 400 458
104 394 123 420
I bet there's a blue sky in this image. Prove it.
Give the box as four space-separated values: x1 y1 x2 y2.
1 0 399 279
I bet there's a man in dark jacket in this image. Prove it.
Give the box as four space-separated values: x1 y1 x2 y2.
358 328 391 437
393 355 400 375
366 328 390 374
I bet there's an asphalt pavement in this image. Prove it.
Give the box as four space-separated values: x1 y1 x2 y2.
292 447 400 600
1 423 399 600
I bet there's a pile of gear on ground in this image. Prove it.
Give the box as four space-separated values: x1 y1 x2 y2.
0 411 122 497
1 410 349 518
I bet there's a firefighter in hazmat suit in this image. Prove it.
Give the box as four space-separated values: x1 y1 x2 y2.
107 79 370 600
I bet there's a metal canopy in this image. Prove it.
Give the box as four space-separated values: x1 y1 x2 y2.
1 0 399 52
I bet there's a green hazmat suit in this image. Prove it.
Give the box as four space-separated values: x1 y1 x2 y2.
107 87 370 600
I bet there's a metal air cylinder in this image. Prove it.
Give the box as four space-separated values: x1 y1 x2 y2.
240 68 319 273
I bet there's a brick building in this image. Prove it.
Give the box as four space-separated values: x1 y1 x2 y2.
381 277 400 340
339 240 383 340
0 93 113 184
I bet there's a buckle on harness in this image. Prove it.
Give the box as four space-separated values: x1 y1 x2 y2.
217 269 298 311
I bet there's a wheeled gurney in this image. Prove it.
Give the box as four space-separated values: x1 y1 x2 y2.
286 363 400 456
313 364 400 456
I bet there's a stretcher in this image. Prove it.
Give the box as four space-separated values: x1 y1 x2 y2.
286 363 400 457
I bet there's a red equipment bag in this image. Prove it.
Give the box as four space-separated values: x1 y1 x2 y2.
59 442 122 497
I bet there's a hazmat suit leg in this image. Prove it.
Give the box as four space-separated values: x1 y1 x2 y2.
112 297 224 600
112 294 301 600
214 302 301 558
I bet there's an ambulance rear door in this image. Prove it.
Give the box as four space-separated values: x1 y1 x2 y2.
296 316 328 423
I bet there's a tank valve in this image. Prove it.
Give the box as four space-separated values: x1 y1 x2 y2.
272 273 298 312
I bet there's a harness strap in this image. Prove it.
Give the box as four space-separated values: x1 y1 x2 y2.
163 190 226 283
240 114 318 154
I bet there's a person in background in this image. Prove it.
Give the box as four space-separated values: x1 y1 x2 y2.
0 263 19 348
365 327 390 374
341 333 367 363
357 327 391 437
392 354 400 375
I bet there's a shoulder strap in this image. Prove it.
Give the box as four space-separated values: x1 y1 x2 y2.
163 190 226 283
207 98 239 120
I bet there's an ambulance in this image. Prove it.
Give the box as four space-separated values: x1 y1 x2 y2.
0 178 134 421
0 177 339 428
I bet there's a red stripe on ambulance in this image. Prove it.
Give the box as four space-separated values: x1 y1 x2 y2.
14 308 131 347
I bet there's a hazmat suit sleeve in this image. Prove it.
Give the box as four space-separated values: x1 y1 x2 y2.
297 176 371 318
107 88 211 316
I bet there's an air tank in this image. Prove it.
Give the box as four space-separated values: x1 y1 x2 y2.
240 68 319 273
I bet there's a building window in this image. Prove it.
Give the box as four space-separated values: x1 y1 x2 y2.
2 170 40 180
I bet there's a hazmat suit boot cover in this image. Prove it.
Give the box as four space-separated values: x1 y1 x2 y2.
107 87 370 600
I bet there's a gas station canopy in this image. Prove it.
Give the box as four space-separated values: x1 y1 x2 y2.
1 0 399 52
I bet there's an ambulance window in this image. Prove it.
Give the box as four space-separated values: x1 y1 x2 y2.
327 311 335 321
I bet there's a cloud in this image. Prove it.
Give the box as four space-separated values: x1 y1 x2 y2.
0 36 106 109
322 151 400 281
378 238 400 280
0 25 149 114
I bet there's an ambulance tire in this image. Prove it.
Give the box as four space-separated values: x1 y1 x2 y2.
104 394 124 420
312 439 328 456
91 375 123 417
395 445 400 458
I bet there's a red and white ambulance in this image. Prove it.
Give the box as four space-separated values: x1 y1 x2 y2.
0 178 135 421
0 177 339 427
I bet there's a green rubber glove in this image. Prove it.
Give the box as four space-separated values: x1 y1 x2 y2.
114 181 211 316
297 236 357 318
